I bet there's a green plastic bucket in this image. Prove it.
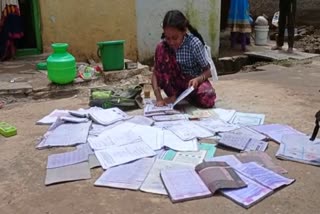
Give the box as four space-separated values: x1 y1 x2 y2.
97 40 125 71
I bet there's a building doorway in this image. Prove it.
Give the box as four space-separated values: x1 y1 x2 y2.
16 0 42 56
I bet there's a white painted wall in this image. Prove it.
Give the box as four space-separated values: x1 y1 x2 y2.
136 0 221 61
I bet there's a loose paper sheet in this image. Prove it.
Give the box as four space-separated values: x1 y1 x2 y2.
94 141 156 169
45 162 91 185
95 158 155 190
47 148 89 169
140 159 195 195
229 112 265 126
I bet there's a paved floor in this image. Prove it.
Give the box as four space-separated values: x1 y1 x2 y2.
0 59 320 214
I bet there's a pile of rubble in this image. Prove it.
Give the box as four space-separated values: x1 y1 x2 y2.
295 27 320 54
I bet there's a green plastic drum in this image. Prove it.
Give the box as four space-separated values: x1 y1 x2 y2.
47 43 76 84
97 40 125 71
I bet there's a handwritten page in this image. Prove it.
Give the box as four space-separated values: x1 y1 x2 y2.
140 159 195 195
166 121 214 141
221 173 273 208
234 162 295 190
195 118 240 133
89 107 130 125
252 124 304 143
219 133 268 152
131 125 164 150
161 168 212 202
229 112 265 126
94 141 156 169
219 133 250 151
236 152 288 174
276 134 320 166
244 139 268 152
47 148 89 169
229 127 267 141
94 158 155 190
36 109 71 125
162 130 199 151
38 121 92 148
88 122 138 150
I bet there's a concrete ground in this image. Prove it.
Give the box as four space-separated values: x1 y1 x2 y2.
1 58 320 214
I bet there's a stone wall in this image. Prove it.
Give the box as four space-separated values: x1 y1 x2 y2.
249 0 320 26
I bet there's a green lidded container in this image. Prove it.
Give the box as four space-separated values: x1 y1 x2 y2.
47 43 76 84
97 40 125 71
0 122 17 137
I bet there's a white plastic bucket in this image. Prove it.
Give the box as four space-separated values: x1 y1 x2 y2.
255 25 269 46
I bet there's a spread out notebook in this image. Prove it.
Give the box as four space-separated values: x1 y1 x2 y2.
160 161 247 203
144 87 194 116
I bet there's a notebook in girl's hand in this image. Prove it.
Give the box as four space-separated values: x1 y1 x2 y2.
160 161 247 203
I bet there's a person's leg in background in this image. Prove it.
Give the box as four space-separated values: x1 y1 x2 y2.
272 0 288 50
287 0 296 53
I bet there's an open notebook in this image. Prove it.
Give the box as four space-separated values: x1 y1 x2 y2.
160 161 247 203
144 87 194 116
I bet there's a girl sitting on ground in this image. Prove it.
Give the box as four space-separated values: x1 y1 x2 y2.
152 10 216 108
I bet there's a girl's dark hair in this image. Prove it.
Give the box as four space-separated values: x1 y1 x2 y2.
161 10 205 45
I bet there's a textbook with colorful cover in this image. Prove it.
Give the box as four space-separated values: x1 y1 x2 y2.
160 161 247 203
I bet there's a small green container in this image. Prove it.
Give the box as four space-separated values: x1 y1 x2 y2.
97 40 125 71
0 122 17 137
47 43 76 84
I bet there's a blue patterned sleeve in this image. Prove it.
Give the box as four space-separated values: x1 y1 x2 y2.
191 37 209 70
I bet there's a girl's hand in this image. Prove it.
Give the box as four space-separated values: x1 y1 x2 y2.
164 96 176 104
156 99 166 107
188 76 202 88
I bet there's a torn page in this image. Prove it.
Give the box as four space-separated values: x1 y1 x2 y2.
94 158 155 190
166 121 214 141
161 168 212 202
140 159 195 195
94 141 156 169
229 112 265 126
47 148 89 169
